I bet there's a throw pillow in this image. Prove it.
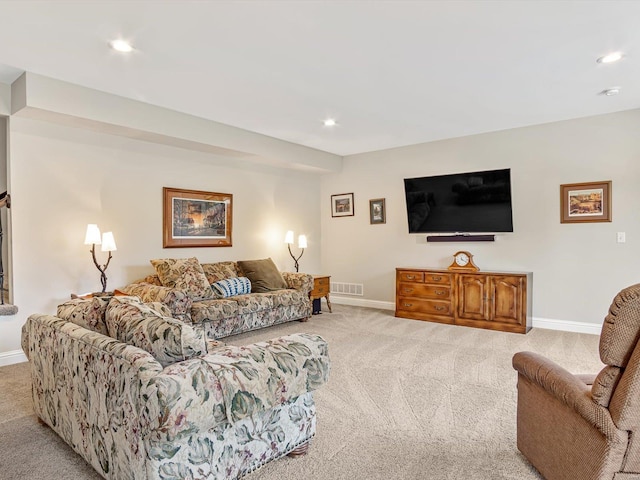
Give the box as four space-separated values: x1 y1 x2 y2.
150 257 214 301
237 258 288 293
56 297 110 336
106 296 207 367
211 277 252 298
201 261 241 284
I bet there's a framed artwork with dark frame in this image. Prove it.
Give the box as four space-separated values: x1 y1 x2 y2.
369 198 386 224
331 193 354 217
163 187 233 247
560 181 611 224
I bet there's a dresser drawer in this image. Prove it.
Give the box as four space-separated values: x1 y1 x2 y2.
311 276 330 297
398 271 424 283
396 297 453 317
423 272 452 285
397 283 451 299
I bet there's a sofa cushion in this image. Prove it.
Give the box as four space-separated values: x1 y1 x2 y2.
211 277 252 298
150 257 214 301
233 294 274 314
191 298 240 324
237 258 288 293
146 301 173 317
120 282 193 323
106 296 207 367
260 289 307 308
56 297 110 336
201 261 241 284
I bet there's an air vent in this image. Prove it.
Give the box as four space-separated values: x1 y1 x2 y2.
330 282 363 296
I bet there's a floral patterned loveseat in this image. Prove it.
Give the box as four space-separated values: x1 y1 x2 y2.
121 257 313 340
21 295 330 480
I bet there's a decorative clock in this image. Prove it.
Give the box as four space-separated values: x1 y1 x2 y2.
447 250 480 272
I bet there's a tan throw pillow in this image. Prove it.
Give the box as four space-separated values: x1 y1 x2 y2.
56 297 111 336
106 296 207 367
150 257 214 301
201 261 240 284
237 258 288 293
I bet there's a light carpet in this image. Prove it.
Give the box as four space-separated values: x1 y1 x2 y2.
0 305 604 479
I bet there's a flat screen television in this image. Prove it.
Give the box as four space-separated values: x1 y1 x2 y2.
404 168 513 234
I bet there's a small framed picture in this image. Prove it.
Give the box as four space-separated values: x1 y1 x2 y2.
369 198 386 224
560 181 612 223
331 193 354 217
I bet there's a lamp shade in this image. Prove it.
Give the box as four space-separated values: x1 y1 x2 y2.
298 234 307 249
101 232 117 252
84 224 102 245
284 230 294 244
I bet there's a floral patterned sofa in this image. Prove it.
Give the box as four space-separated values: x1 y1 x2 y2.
21 295 330 480
121 257 313 340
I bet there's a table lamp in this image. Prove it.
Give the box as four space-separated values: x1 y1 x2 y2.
84 224 117 293
285 230 307 272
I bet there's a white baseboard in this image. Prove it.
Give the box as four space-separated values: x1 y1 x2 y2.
531 317 601 335
0 349 27 367
330 296 601 334
330 296 395 311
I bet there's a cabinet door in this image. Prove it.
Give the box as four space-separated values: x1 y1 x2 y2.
457 275 489 320
490 275 524 325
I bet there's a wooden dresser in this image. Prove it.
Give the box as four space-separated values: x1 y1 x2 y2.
395 268 532 333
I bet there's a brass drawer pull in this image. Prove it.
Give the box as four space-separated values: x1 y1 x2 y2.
403 288 414 293
403 303 413 307
434 306 445 311
406 275 415 280
431 276 441 281
436 290 445 295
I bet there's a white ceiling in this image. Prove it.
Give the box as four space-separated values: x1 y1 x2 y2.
0 0 638 156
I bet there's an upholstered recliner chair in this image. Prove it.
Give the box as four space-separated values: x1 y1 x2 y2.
513 284 640 480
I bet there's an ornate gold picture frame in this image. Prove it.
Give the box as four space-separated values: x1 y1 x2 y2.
163 187 232 247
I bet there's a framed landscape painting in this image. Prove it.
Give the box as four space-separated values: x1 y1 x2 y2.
331 193 354 217
560 181 611 224
163 187 233 247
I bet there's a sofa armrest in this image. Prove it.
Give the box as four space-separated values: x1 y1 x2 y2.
513 351 618 440
142 357 228 443
144 333 330 442
21 322 30 360
281 272 314 295
23 314 163 477
120 282 193 322
205 332 329 423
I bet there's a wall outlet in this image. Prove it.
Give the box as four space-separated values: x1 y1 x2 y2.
617 232 626 243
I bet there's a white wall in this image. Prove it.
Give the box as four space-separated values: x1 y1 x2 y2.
3 103 638 362
321 109 640 328
0 116 322 358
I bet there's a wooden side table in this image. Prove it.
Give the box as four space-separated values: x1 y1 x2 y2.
310 275 332 314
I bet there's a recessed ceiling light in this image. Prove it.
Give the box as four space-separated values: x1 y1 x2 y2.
109 39 134 53
601 88 621 96
323 118 337 127
597 52 624 64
